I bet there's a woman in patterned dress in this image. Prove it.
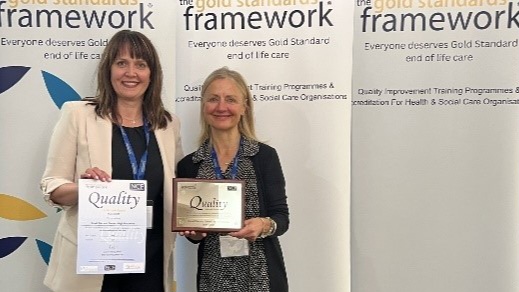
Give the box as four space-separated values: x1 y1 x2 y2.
177 67 290 292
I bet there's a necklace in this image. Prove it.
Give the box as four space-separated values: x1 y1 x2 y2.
121 115 141 125
122 117 137 124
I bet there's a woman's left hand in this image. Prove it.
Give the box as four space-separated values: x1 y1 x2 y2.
228 217 265 242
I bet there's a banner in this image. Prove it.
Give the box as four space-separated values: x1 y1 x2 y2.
0 1 175 291
174 1 353 291
352 1 519 291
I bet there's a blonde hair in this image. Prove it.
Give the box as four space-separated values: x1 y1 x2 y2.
198 67 257 145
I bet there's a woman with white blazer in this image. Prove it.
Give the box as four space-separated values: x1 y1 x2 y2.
40 30 183 292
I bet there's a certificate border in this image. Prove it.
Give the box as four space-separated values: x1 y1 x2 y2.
77 179 147 274
172 178 245 232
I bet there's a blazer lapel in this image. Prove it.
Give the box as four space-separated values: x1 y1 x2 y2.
86 112 112 174
155 127 175 178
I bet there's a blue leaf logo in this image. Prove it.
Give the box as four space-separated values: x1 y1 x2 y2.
35 239 52 265
42 70 81 109
0 66 31 94
0 237 27 258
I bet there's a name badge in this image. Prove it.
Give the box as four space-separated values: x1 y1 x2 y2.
219 235 249 257
147 200 153 229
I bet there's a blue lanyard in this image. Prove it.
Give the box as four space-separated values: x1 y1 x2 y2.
211 139 242 180
119 116 150 180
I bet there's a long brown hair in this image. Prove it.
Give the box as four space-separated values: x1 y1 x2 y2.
88 30 171 129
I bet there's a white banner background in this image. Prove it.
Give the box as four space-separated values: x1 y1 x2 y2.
0 1 175 291
1 1 352 292
174 1 353 292
352 1 519 291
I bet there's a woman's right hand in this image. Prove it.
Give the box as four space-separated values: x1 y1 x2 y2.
81 167 111 182
50 167 111 206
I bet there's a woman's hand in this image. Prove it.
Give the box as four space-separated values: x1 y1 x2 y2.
50 167 112 206
81 167 111 182
179 230 207 241
228 217 267 242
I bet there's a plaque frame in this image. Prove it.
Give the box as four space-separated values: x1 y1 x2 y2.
172 178 245 232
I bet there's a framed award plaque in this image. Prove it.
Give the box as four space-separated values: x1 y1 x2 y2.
172 178 245 232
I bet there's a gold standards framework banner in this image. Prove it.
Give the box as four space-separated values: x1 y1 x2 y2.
174 1 353 292
352 1 519 291
0 1 175 291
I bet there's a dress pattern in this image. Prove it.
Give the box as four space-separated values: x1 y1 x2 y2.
192 138 270 292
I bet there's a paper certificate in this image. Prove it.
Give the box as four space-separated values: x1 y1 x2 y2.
77 179 147 274
172 178 244 232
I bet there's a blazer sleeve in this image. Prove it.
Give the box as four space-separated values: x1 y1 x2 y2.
40 102 81 207
170 113 184 167
254 144 290 237
175 154 204 244
176 153 198 179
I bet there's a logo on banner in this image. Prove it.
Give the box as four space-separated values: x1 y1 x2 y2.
0 66 80 108
0 193 53 265
180 0 334 30
0 1 156 29
0 66 80 265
